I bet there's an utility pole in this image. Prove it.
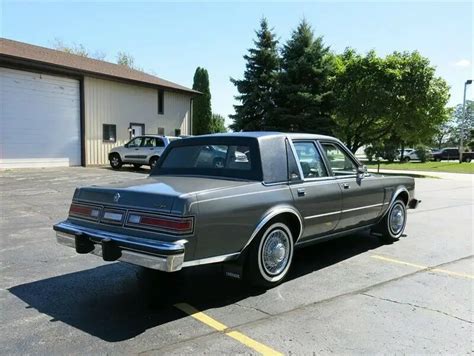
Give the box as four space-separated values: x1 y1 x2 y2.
459 79 472 163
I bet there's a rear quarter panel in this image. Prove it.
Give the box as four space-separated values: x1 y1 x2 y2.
191 182 294 259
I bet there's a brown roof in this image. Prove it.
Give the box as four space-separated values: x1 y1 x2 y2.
0 38 199 95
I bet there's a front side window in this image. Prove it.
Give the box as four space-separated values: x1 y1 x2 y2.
127 137 143 148
321 142 357 176
293 142 328 178
103 124 116 142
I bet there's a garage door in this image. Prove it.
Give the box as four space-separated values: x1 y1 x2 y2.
0 67 81 168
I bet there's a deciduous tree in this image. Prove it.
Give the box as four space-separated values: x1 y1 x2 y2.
332 49 395 152
210 113 227 133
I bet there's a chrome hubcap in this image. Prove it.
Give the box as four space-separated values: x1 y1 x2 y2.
111 157 119 166
262 229 290 276
390 204 405 235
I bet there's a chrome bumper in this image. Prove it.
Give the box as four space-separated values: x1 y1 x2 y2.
53 221 186 272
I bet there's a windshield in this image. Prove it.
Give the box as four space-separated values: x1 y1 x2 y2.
152 142 261 180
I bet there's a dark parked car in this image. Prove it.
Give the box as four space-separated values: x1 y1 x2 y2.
432 148 473 162
54 133 420 288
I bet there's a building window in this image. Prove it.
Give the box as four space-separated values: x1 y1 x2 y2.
174 129 181 137
158 127 165 136
103 124 116 142
158 89 164 114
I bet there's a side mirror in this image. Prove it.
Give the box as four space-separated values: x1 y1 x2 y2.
357 165 367 179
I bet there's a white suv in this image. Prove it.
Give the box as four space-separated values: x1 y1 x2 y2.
108 135 179 170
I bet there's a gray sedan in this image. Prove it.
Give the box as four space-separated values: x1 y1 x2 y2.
54 132 419 288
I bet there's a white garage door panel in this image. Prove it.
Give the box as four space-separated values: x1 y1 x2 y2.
0 67 81 168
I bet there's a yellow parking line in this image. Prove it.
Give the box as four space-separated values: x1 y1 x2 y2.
175 303 282 356
371 255 474 279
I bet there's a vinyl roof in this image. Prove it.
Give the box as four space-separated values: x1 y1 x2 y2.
0 38 199 95
196 131 335 141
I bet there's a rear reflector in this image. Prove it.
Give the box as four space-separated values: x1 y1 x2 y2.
127 212 193 234
69 203 101 221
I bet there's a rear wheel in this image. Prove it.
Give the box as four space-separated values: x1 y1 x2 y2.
109 153 122 170
375 198 407 243
403 156 410 162
244 221 294 288
149 156 159 168
464 156 472 163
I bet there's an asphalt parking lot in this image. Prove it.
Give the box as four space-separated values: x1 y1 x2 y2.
0 167 472 354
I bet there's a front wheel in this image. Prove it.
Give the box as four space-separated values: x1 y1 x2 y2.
374 198 407 243
464 156 472 163
244 221 294 288
109 153 122 170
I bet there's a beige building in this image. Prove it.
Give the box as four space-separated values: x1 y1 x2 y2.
0 38 198 168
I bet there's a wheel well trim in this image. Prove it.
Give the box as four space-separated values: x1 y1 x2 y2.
381 186 409 220
241 206 303 252
108 152 121 160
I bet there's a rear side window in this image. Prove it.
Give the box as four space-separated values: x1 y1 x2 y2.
293 142 328 178
142 137 156 147
156 138 165 147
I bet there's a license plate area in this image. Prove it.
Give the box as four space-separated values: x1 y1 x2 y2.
100 208 126 225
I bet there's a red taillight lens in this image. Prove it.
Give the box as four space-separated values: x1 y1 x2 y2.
69 203 101 221
127 212 193 234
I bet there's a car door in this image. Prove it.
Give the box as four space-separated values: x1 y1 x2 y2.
122 137 144 163
140 137 159 161
319 141 385 230
289 140 342 241
154 137 166 157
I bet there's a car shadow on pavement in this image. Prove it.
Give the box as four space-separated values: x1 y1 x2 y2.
101 166 151 175
8 231 384 342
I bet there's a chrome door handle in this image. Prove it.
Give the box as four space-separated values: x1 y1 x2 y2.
341 183 350 189
297 188 306 197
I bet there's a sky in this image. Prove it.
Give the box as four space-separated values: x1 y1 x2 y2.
1 1 472 127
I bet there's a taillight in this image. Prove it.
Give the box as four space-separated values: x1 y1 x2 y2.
126 212 193 235
69 203 101 221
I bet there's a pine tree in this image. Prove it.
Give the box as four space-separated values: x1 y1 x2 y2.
273 20 335 134
230 18 279 131
192 67 212 135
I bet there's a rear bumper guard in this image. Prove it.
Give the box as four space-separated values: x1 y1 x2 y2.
408 198 421 209
53 221 186 272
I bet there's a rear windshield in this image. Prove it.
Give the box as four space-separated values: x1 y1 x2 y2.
153 142 262 180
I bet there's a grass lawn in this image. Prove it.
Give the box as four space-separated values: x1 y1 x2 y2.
365 161 474 174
